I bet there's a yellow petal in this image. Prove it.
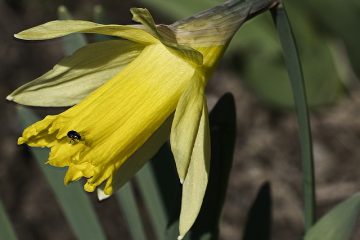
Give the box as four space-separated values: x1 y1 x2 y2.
130 7 203 66
98 116 172 198
19 43 195 194
18 115 58 147
14 20 157 44
178 102 210 239
130 8 159 38
171 70 205 182
7 40 143 106
13 2 281 238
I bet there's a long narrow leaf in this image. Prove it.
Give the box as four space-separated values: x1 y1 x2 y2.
271 4 316 231
139 143 182 240
116 183 148 240
135 161 171 240
0 199 17 240
304 193 360 240
17 106 106 240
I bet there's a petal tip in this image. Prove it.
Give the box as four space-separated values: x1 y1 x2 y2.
84 182 96 192
177 235 184 240
64 174 73 185
17 137 25 145
6 95 13 101
14 33 25 40
97 188 111 201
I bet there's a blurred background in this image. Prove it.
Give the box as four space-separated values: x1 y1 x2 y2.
1 0 360 239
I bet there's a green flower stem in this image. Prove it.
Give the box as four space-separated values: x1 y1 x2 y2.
0 199 17 240
271 4 316 231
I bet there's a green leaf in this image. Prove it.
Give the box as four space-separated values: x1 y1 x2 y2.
7 40 142 107
243 182 272 240
16 106 106 240
136 162 170 240
116 183 148 240
139 145 185 240
189 93 236 240
136 142 182 240
57 6 87 55
304 193 360 240
0 199 17 240
271 4 315 231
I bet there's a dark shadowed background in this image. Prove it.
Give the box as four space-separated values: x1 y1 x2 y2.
1 0 359 239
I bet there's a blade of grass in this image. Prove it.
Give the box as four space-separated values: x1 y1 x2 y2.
271 4 316 231
17 106 106 240
0 199 17 240
116 183 148 240
136 162 169 240
304 193 360 240
139 143 182 240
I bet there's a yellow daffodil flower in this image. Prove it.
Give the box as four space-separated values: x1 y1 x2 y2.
8 0 278 238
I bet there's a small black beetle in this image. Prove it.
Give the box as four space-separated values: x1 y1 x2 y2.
67 130 81 143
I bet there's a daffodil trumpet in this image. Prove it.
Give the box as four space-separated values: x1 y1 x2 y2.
8 0 278 238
